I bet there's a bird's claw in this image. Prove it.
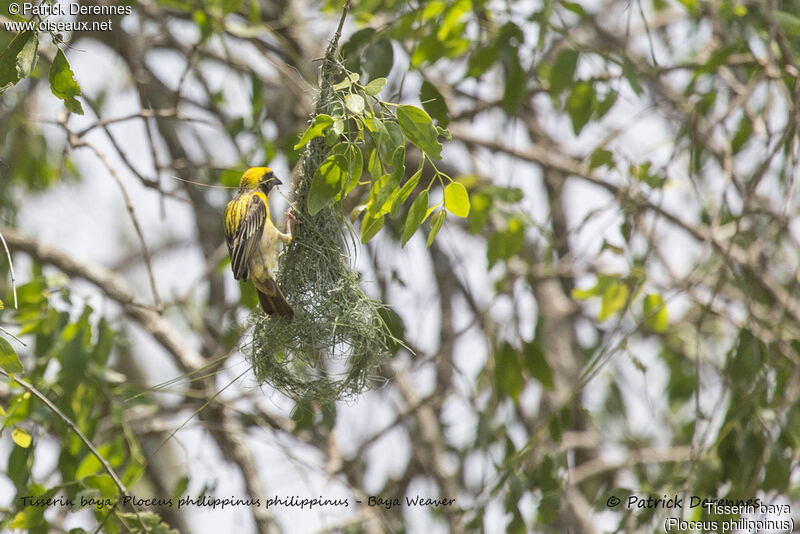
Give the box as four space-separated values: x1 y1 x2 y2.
285 208 300 224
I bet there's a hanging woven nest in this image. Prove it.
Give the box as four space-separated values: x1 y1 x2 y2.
248 31 395 403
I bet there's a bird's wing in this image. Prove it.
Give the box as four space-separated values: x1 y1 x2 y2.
227 193 267 280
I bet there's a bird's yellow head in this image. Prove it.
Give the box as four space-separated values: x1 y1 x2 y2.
239 167 282 194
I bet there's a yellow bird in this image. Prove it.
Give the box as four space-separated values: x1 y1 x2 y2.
224 167 294 319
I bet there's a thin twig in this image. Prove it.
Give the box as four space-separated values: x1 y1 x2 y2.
0 325 26 346
1 225 205 372
334 0 351 43
0 370 132 502
72 139 163 311
74 108 217 138
0 230 18 308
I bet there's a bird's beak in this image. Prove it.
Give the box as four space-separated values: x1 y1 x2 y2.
261 175 281 188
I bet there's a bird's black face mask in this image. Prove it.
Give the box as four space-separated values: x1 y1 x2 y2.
259 173 282 195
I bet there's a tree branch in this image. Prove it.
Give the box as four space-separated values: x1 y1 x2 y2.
0 226 205 372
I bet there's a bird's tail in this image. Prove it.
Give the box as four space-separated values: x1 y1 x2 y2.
257 280 294 320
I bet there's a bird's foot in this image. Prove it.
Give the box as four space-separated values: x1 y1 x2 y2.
285 208 300 224
285 207 300 237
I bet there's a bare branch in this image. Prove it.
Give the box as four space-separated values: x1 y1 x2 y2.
0 229 18 309
0 226 205 372
0 370 132 507
570 446 693 486
68 137 163 311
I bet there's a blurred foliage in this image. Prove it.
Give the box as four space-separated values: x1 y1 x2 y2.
1 0 800 532
0 268 159 532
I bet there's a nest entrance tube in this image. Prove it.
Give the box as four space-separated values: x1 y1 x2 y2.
249 13 394 402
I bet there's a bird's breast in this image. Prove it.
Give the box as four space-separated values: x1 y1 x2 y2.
248 219 280 282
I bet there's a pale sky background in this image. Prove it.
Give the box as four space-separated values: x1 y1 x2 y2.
4 1 794 532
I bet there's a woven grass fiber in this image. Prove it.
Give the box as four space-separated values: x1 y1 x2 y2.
249 32 394 402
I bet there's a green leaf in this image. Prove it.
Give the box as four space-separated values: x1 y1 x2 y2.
598 280 629 321
632 161 663 188
397 105 443 159
117 512 179 534
502 50 526 114
426 210 446 248
93 317 114 365
372 147 404 214
420 80 450 127
15 31 39 81
194 10 214 42
382 121 405 157
401 190 429 246
467 43 500 78
549 49 578 95
397 168 422 203
49 49 84 115
0 337 24 374
443 181 470 217
422 0 446 19
364 77 387 96
495 342 524 402
483 185 524 203
391 166 422 217
345 93 365 114
293 114 334 150
731 115 752 153
566 81 595 135
172 475 190 500
76 452 103 479
538 492 561 524
360 211 385 243
366 116 387 148
561 1 588 17
596 90 617 118
0 31 37 91
411 33 444 67
763 450 790 491
725 328 769 389
250 71 265 124
341 28 376 60
487 217 524 267
523 337 554 390
16 279 46 308
572 275 613 300
12 427 32 448
82 474 119 498
468 192 492 233
367 145 384 181
589 149 614 170
775 11 800 37
437 0 471 41
219 169 241 187
330 142 363 194
8 433 32 485
10 507 44 530
291 400 313 429
364 39 394 79
332 73 359 90
121 458 145 487
622 56 643 95
332 117 345 135
308 154 347 215
226 116 245 138
643 293 668 332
